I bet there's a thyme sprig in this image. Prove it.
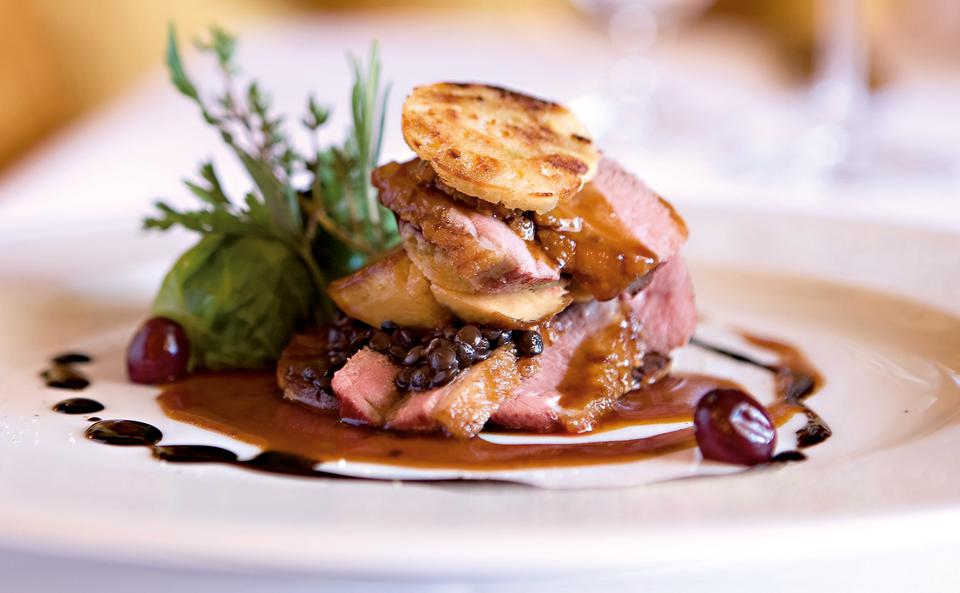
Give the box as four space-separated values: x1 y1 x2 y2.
146 25 398 318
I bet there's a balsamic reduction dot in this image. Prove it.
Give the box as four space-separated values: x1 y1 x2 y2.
153 445 238 463
52 398 104 415
87 417 101 422
796 414 833 448
84 420 162 447
243 451 318 476
52 352 93 365
771 451 807 463
42 366 90 391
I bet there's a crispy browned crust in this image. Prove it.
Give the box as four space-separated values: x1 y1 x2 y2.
401 82 600 214
372 159 559 294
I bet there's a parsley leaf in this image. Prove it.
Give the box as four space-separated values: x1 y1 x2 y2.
146 25 397 369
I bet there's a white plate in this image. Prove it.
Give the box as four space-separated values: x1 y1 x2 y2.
1 209 959 580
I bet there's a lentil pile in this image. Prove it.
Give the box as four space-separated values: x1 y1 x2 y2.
300 312 545 396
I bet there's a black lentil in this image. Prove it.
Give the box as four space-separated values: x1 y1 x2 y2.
410 366 432 391
369 331 392 352
403 345 425 366
388 345 408 363
456 326 483 348
431 369 454 387
429 344 458 371
454 342 475 367
395 367 413 390
393 328 417 348
515 330 544 357
315 312 545 395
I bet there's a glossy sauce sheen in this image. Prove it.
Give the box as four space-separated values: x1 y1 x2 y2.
693 334 831 449
556 314 644 411
155 333 824 471
158 372 696 470
83 420 385 479
41 352 94 391
538 184 658 301
52 398 105 414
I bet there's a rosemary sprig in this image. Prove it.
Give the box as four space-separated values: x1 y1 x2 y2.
146 25 398 319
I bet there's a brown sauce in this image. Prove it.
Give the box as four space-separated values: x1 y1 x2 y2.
599 374 747 429
557 315 643 411
57 333 825 478
538 184 658 301
551 307 647 433
692 334 831 449
158 372 700 470
82 418 468 481
155 327 824 472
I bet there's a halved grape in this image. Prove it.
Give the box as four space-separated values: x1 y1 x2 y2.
694 388 776 466
127 317 190 384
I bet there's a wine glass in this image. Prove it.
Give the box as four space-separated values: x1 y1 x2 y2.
569 0 716 145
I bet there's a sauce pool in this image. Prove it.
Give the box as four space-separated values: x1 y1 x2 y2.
155 328 823 472
56 335 826 477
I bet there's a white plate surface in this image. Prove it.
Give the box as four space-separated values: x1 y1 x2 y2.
1 209 959 579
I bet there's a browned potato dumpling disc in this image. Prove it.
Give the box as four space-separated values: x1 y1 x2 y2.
429 283 571 329
328 249 452 329
402 83 600 214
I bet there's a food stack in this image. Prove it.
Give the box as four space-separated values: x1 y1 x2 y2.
279 83 695 437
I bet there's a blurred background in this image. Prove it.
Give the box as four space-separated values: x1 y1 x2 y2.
2 0 958 222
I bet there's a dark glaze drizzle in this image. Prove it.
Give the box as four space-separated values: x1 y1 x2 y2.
41 366 90 391
691 335 832 450
41 352 93 391
771 450 808 463
82 418 508 482
52 352 93 365
86 420 162 446
52 398 104 414
154 345 823 473
60 332 827 479
537 183 659 301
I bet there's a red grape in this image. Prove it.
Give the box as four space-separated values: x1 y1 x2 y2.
127 317 190 384
694 388 776 466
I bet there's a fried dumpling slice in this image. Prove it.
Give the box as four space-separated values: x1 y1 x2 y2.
401 82 600 214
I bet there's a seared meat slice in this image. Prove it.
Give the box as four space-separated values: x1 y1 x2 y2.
281 258 696 435
491 258 696 433
537 157 689 301
625 256 697 354
385 345 525 438
277 329 339 413
278 315 531 435
489 299 640 434
373 159 560 294
331 348 402 426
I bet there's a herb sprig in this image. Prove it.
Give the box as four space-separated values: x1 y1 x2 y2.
145 26 397 370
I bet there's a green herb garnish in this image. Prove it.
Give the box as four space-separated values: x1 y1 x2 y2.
145 25 397 370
